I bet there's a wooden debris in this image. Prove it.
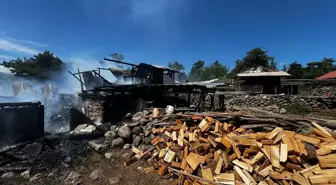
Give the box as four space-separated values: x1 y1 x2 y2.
144 115 336 185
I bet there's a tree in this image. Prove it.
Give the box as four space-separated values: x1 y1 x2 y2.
188 60 205 81
168 61 185 71
109 53 124 61
201 61 229 80
2 50 63 78
230 48 275 77
287 62 304 79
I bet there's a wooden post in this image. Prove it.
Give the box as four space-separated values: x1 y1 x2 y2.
77 68 84 91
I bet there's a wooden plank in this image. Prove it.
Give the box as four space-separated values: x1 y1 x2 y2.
242 169 257 185
158 164 167 176
172 131 177 141
214 121 219 133
238 138 258 146
309 174 336 184
215 157 223 175
280 143 288 162
164 150 176 163
270 145 280 168
292 173 311 185
312 121 333 138
318 155 336 168
282 135 294 152
258 165 273 177
312 128 333 139
269 171 293 180
208 136 217 148
261 145 271 161
198 119 210 132
286 163 303 171
294 134 321 146
201 168 214 182
234 166 253 185
222 151 230 168
232 160 253 173
232 142 241 159
296 139 307 156
250 152 264 165
316 147 332 156
220 137 232 149
257 181 268 185
265 127 283 140
186 153 205 170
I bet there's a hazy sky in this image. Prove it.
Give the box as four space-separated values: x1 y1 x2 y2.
0 0 335 72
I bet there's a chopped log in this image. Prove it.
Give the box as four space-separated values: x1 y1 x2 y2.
232 160 253 173
280 143 288 162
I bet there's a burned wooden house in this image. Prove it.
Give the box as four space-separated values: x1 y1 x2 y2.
236 67 291 94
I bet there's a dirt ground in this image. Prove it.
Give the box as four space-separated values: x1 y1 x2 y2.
1 148 172 185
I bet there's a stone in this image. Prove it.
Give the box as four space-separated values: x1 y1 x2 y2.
105 152 113 159
73 124 88 134
24 142 42 157
132 127 143 134
125 113 132 118
112 138 124 147
123 144 131 149
2 172 14 179
20 170 30 179
88 140 108 152
80 125 96 133
132 112 144 122
143 138 151 145
279 108 287 114
105 131 117 138
118 126 131 139
132 136 142 147
301 126 313 134
89 169 103 180
144 130 151 137
29 173 42 182
110 125 118 131
64 171 81 185
143 110 150 116
108 176 121 184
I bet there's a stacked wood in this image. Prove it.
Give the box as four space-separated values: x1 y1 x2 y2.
146 116 336 185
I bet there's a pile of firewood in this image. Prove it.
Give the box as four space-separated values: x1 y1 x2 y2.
144 116 336 185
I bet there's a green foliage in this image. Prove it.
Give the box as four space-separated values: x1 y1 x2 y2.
230 48 276 77
188 60 229 81
168 61 185 71
286 58 335 79
2 50 63 79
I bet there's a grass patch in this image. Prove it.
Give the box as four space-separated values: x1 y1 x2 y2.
285 103 311 116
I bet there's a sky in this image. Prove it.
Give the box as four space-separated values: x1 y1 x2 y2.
0 0 336 72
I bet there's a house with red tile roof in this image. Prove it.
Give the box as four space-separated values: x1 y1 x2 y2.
316 71 336 80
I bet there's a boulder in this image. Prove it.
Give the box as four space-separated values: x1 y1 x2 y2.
279 108 287 114
132 112 144 122
132 136 142 147
73 124 88 134
118 126 131 139
109 176 121 184
105 153 113 159
2 172 14 179
64 171 81 185
89 169 103 180
29 173 42 182
20 170 30 179
112 138 124 147
110 125 118 131
123 144 131 149
132 127 143 134
104 131 117 139
80 125 96 133
88 140 108 152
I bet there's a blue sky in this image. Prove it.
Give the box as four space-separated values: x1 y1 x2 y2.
0 0 336 72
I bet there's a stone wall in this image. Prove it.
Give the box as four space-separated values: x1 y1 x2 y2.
298 85 336 97
225 94 336 113
84 99 105 123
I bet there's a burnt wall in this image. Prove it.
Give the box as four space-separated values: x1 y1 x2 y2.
0 103 44 147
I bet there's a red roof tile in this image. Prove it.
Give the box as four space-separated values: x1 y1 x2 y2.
316 71 336 80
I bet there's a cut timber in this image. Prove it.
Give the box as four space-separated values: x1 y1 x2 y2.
198 119 210 132
180 159 187 170
208 136 217 147
316 147 332 156
269 171 293 180
261 145 271 161
309 174 336 184
257 181 268 185
270 146 280 168
258 165 273 177
163 150 176 163
215 122 219 133
318 155 336 168
294 134 321 146
158 164 168 176
280 143 288 162
220 137 232 149
215 157 224 175
282 136 294 152
186 153 205 170
232 160 253 173
201 168 214 182
312 121 333 138
234 166 253 185
250 152 264 165
232 142 242 159
312 128 333 139
238 138 258 146
172 131 177 141
265 127 283 140
222 151 230 168
292 173 311 185
242 170 257 185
